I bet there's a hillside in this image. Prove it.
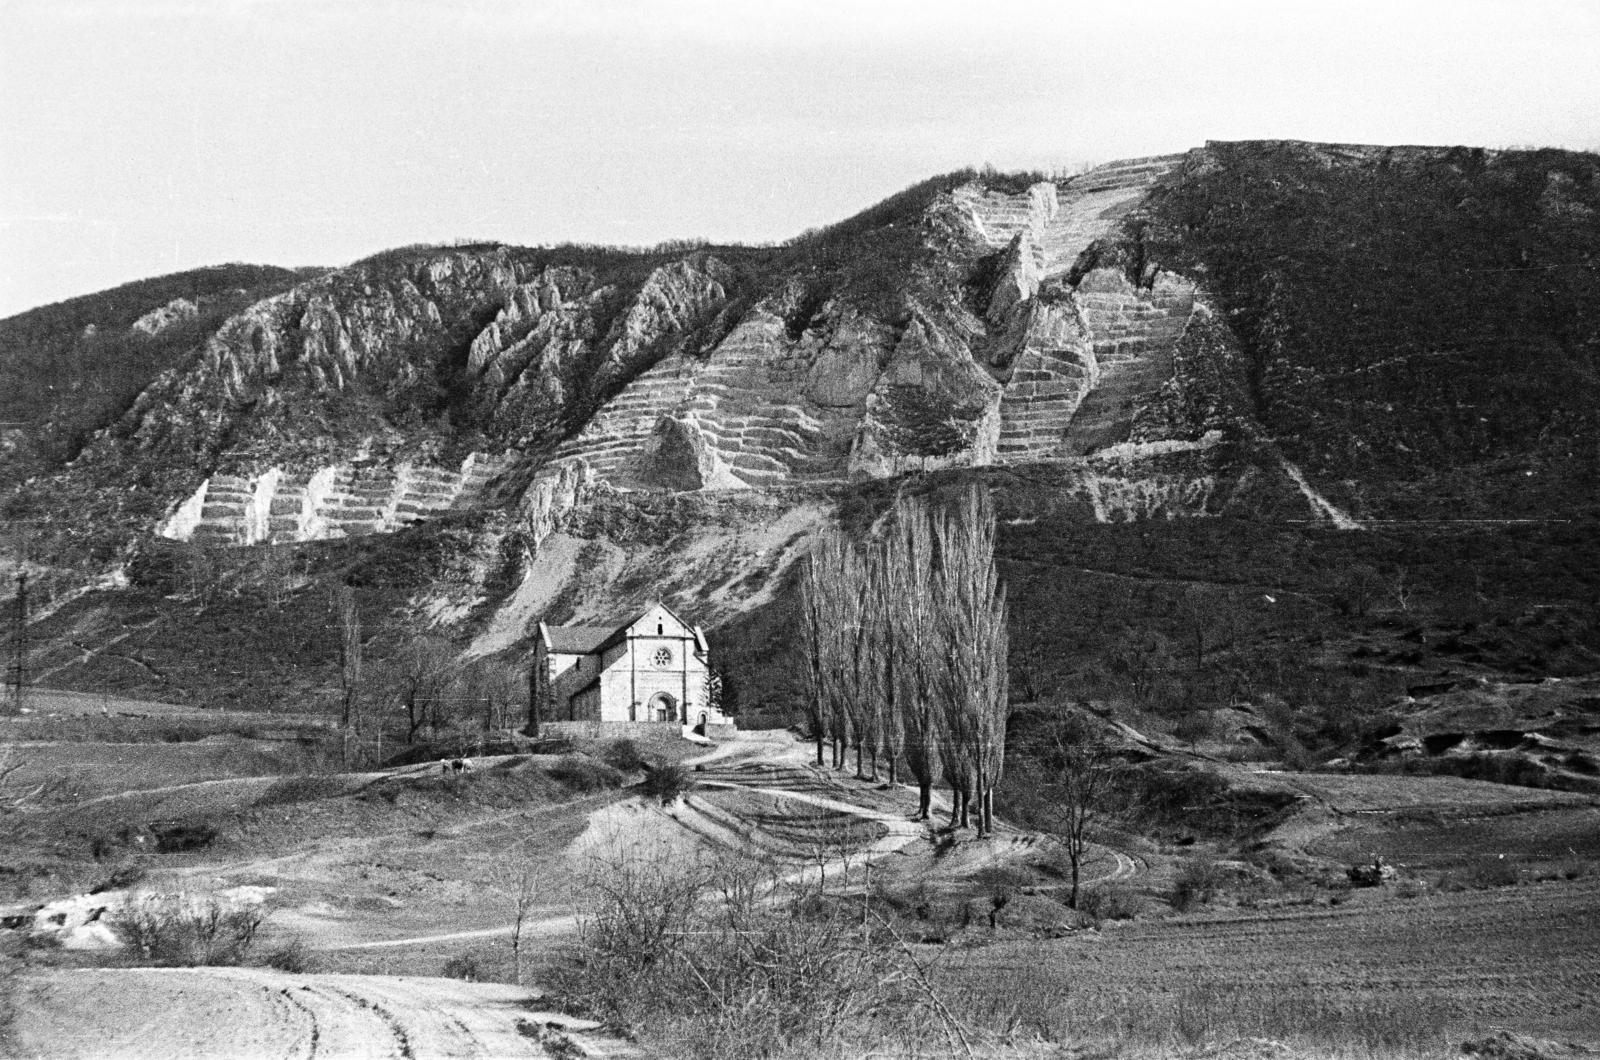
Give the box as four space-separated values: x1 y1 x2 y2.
2 140 1597 773
1082 140 1600 518
0 264 320 484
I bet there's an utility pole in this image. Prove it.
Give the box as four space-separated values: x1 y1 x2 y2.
9 571 27 715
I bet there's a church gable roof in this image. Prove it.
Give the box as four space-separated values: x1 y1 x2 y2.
542 602 705 656
544 624 616 654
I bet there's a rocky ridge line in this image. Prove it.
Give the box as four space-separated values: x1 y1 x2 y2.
100 150 1304 547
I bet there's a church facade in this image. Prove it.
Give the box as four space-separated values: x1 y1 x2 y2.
532 602 731 730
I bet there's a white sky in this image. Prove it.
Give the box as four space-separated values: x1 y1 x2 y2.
2 0 1597 317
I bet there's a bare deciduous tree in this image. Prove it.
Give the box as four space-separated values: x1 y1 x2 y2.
462 658 523 737
494 859 540 985
334 585 363 764
882 495 943 821
799 548 834 767
928 488 1009 835
384 636 459 744
798 486 1010 832
1041 717 1120 909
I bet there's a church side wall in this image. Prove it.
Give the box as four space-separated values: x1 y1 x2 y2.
547 650 597 721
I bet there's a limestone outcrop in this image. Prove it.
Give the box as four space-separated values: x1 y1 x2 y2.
159 451 514 545
36 148 1258 549
130 297 199 336
550 155 1206 492
958 156 1200 464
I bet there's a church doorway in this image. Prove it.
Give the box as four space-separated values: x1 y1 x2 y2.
647 692 677 723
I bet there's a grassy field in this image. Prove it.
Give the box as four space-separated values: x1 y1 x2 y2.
945 878 1600 1054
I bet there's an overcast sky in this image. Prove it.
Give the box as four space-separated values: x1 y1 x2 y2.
2 0 1597 317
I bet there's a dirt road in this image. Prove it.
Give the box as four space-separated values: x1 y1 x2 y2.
13 966 634 1059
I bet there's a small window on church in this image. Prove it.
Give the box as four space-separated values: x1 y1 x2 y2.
657 622 664 635
653 647 672 667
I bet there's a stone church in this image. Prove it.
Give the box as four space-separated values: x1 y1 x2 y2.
532 602 732 730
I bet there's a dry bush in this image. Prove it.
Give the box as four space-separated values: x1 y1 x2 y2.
1171 858 1228 911
110 889 265 966
260 935 315 973
638 758 693 804
555 843 964 1059
973 866 1031 928
443 952 484 981
600 738 648 773
1077 883 1141 922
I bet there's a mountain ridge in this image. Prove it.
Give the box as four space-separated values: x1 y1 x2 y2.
3 139 1598 722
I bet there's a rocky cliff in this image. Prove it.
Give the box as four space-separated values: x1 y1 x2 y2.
3 146 1595 550
13 140 1596 567
20 151 1269 563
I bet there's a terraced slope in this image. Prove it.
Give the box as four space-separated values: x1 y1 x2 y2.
953 155 1185 279
1059 269 1196 455
954 155 1197 462
162 452 514 544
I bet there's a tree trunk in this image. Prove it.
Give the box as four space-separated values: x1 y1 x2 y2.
917 781 931 821
974 760 988 837
526 666 541 738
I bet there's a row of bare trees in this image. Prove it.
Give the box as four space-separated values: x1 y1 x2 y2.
801 487 1010 835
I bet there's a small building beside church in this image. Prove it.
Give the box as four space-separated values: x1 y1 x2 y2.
531 602 732 731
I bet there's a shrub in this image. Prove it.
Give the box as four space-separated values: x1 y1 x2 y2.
638 759 693 804
150 821 218 853
443 953 483 981
261 936 315 973
110 889 266 966
555 844 943 1056
1077 883 1141 922
600 738 648 773
1171 858 1227 912
1170 710 1219 746
973 866 1030 928
1555 857 1594 881
547 755 624 794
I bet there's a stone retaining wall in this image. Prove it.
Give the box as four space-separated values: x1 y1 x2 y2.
537 720 738 741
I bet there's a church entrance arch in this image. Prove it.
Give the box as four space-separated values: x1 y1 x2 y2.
647 692 677 723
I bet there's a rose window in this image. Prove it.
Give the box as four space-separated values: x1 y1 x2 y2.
653 647 673 667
